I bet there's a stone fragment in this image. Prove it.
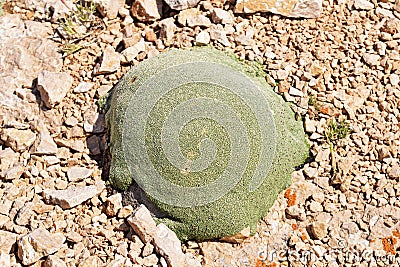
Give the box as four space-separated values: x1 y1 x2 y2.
195 31 210 45
37 71 73 108
389 74 399 87
43 255 67 267
67 166 93 182
104 193 123 217
73 82 94 93
131 0 162 21
127 205 157 243
15 203 34 226
96 0 125 19
43 182 105 209
142 254 158 266
234 0 323 18
1 128 36 152
34 128 58 155
0 148 18 171
210 28 230 46
376 7 395 18
395 0 400 12
97 85 112 97
220 227 251 243
17 228 65 266
159 18 176 45
285 205 306 221
94 46 120 75
289 87 303 97
388 164 400 180
121 39 147 63
83 106 106 133
187 15 212 27
363 53 380 66
77 256 102 267
153 224 185 267
177 8 198 26
3 165 24 180
211 8 234 24
142 242 154 257
66 232 83 243
0 253 10 267
164 0 201 10
309 221 328 240
354 0 374 10
0 230 18 253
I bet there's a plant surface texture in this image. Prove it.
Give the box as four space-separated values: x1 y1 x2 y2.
106 47 309 241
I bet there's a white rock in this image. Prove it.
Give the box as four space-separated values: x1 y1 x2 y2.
34 127 58 155
121 39 147 63
211 8 234 24
276 69 289 80
0 230 18 253
95 0 125 19
1 128 36 152
153 224 185 267
160 17 176 45
67 166 93 182
164 0 200 10
289 87 304 97
3 165 24 180
73 82 94 93
195 31 211 45
354 0 374 10
43 181 105 209
363 53 380 66
17 228 65 266
127 205 157 243
0 148 18 171
187 15 212 27
210 28 230 47
37 71 73 108
94 46 120 75
0 253 10 267
389 74 399 86
43 255 67 267
376 7 395 18
131 0 162 21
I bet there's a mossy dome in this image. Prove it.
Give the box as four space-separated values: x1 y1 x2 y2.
105 47 309 241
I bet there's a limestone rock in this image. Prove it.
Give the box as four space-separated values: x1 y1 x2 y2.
187 15 212 27
95 0 125 19
388 164 400 180
0 230 18 253
0 253 10 267
153 224 185 267
234 0 323 18
1 128 36 152
354 0 374 10
131 0 162 22
37 71 73 108
73 82 94 93
104 193 123 217
78 255 102 266
43 255 67 267
195 31 210 45
17 228 65 266
363 53 380 66
308 221 328 240
3 165 24 180
164 0 200 10
94 46 120 75
67 166 93 182
211 8 234 24
34 127 58 155
0 148 19 171
43 181 105 209
159 18 176 45
127 205 157 243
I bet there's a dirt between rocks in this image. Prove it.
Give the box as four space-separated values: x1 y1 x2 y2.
0 0 400 266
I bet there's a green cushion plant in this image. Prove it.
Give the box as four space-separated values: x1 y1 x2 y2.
105 47 309 241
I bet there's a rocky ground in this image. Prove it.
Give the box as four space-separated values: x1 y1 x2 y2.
0 0 400 266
